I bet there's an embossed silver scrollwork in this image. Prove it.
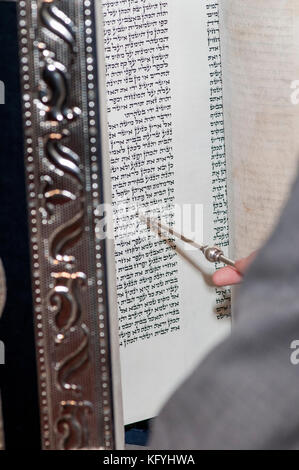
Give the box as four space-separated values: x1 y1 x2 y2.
37 0 93 448
56 400 93 450
18 0 115 450
40 2 77 55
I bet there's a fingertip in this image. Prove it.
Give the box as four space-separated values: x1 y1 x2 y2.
212 270 225 287
212 267 243 287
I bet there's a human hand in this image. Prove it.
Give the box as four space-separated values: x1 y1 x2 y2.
212 252 257 287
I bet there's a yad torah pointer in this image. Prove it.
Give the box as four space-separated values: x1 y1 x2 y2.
138 213 236 268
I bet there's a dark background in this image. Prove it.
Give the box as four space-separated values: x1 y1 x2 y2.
0 0 149 449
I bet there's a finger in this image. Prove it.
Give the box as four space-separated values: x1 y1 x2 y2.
212 266 244 287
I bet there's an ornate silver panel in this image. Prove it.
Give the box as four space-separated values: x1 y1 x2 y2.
17 0 122 450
